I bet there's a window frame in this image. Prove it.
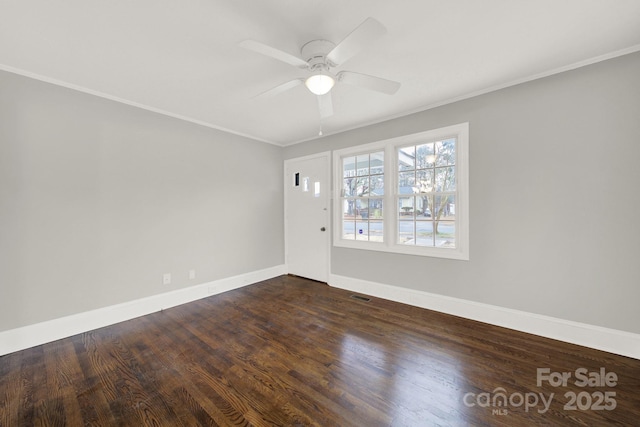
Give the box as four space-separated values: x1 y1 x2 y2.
333 122 469 260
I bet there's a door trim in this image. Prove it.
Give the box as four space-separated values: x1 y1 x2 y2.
284 151 331 282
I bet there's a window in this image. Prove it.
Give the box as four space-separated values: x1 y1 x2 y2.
333 123 469 260
397 139 456 248
341 152 385 242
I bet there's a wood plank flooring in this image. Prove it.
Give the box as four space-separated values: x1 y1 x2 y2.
1 274 639 426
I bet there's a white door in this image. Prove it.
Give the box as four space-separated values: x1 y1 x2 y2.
285 152 330 282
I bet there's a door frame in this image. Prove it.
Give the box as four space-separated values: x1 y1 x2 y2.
284 151 331 282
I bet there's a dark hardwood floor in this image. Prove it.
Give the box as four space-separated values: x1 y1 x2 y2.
1 275 639 426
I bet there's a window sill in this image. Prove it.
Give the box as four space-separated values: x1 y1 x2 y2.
334 239 469 260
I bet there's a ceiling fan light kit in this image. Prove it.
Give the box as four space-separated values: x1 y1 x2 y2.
305 73 335 95
301 40 337 95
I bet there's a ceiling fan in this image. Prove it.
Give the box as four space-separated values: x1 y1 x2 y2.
240 17 401 119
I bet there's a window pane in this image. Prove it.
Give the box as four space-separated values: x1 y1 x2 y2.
369 198 383 219
398 171 415 194
343 178 356 197
416 221 435 247
416 143 435 169
370 151 384 175
356 155 369 176
355 199 369 219
435 221 455 248
434 195 455 221
356 176 369 196
416 170 434 193
436 139 456 166
398 220 414 244
398 146 415 171
416 194 432 218
343 156 356 177
370 175 384 196
342 220 355 240
435 166 455 191
342 199 356 220
398 196 415 218
369 220 383 242
355 221 369 241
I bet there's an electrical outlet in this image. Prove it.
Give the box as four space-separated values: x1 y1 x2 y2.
162 273 171 285
188 269 196 280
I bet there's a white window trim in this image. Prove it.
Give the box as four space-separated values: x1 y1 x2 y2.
333 122 469 260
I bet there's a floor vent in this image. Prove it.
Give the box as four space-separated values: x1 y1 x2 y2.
350 295 371 302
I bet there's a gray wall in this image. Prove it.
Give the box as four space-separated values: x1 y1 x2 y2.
2 51 638 337
284 52 640 335
0 71 284 331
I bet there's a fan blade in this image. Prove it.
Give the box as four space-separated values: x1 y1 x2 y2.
240 40 308 68
254 79 304 99
317 92 334 118
337 71 400 95
326 17 386 66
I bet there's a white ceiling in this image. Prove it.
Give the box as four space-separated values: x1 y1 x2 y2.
2 1 640 146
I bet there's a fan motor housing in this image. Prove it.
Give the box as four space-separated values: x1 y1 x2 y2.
301 40 336 68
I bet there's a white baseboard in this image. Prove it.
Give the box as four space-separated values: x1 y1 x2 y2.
329 274 640 360
0 265 286 356
5 267 637 360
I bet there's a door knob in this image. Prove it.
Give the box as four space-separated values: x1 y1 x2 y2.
320 227 326 232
